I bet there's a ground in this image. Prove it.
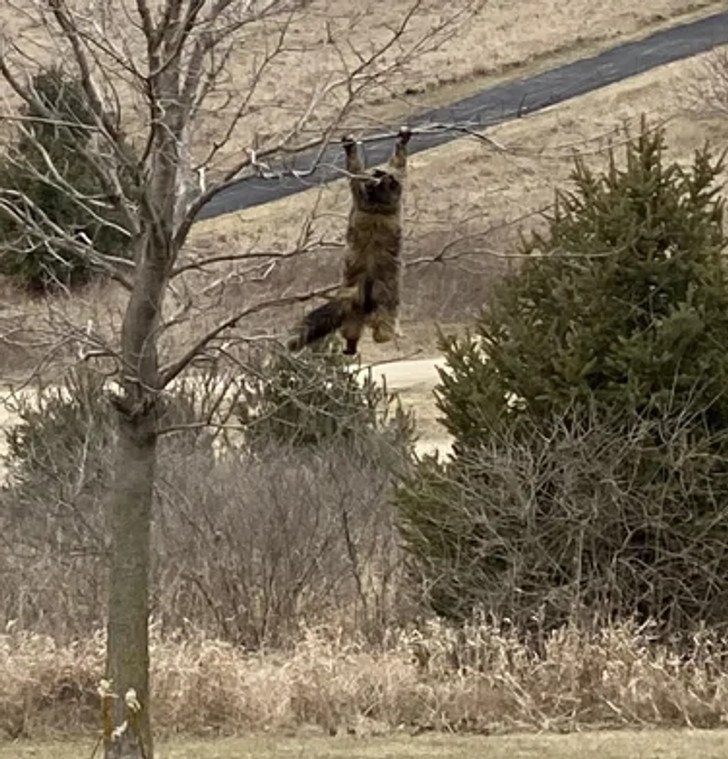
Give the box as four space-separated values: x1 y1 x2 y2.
5 730 728 759
360 355 450 455
4 0 721 158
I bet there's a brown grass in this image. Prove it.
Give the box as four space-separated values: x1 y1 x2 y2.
2 46 725 453
5 730 728 759
1 8 725 373
3 1 721 158
183 47 728 359
3 620 728 741
186 0 727 163
2 13 727 449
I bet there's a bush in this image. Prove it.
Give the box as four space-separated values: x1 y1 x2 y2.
238 337 415 455
0 354 413 644
0 66 132 291
1 366 216 557
396 120 728 636
152 438 409 647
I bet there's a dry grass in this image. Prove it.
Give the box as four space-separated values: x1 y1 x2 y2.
185 0 727 161
3 1 721 158
4 621 728 741
183 47 728 362
0 7 725 379
1 9 727 448
2 46 725 450
5 730 728 759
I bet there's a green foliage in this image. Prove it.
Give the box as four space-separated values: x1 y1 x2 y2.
396 120 728 635
238 337 415 455
0 67 132 291
437 121 728 447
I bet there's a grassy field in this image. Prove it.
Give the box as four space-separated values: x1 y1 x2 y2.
4 0 722 158
4 730 728 759
1 42 725 446
188 46 728 351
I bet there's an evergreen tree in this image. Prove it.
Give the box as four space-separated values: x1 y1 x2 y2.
0 67 131 290
396 121 728 634
239 337 415 454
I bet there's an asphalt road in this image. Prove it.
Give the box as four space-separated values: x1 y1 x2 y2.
196 9 728 221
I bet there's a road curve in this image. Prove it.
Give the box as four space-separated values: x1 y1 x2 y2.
196 9 728 222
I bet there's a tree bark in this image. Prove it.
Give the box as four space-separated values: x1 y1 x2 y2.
105 244 167 759
105 408 156 759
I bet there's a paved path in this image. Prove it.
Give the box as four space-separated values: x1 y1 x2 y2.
356 356 453 458
363 356 447 391
196 9 728 221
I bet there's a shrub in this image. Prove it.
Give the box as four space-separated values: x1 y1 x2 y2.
153 439 409 647
0 355 413 644
1 366 216 556
396 119 728 636
0 66 132 291
238 337 415 455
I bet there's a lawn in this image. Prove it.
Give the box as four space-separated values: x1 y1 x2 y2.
4 730 728 759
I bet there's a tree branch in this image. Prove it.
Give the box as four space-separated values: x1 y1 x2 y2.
159 283 339 387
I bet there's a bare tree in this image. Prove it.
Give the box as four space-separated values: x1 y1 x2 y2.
688 45 728 119
0 0 479 756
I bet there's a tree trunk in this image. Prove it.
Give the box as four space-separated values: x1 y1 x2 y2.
103 37 183 754
104 243 167 759
105 406 157 759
